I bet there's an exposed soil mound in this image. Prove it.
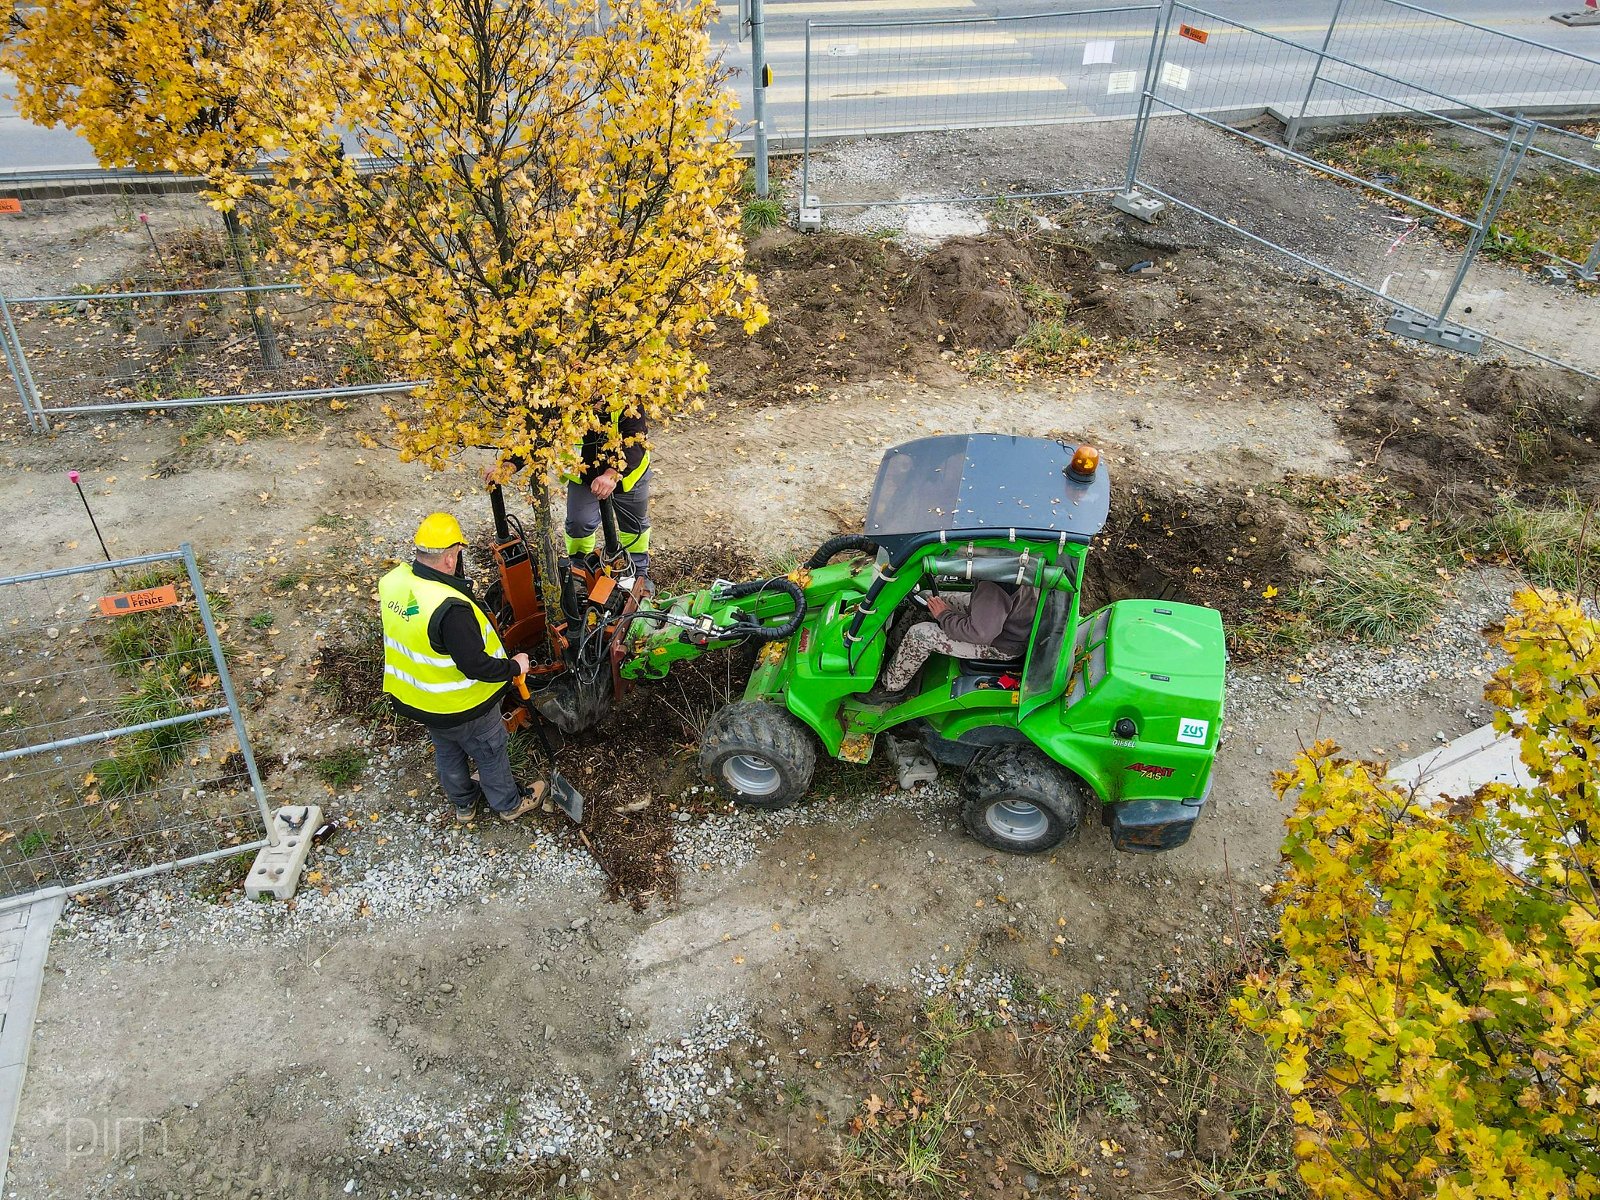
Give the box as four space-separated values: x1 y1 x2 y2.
1337 360 1600 502
709 228 1400 406
1084 481 1307 633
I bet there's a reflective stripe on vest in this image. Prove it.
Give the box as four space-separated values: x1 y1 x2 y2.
378 564 506 716
563 410 651 492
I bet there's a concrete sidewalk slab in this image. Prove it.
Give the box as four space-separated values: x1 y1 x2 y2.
0 894 64 1192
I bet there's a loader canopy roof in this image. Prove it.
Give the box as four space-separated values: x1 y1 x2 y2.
864 434 1110 558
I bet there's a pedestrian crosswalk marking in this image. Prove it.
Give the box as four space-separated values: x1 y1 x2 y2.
766 74 1069 105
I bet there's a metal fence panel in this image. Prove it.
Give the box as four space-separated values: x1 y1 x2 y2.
1133 2 1524 326
801 6 1161 208
0 547 274 908
1321 0 1600 135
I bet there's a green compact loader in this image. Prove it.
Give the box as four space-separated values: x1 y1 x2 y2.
569 433 1229 854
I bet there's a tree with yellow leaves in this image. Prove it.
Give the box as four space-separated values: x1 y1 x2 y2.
4 0 295 365
1238 587 1600 1198
242 0 765 481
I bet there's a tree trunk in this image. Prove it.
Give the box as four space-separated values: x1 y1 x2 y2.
221 207 283 371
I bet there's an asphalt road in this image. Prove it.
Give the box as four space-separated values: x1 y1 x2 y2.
3 0 1598 172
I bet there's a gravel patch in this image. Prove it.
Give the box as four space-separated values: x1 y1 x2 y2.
1224 568 1517 745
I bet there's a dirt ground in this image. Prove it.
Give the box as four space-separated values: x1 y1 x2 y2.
1 118 1599 1200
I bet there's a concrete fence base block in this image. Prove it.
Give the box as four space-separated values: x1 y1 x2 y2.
796 195 823 233
244 805 323 900
1384 311 1484 355
1551 9 1600 26
1111 190 1165 224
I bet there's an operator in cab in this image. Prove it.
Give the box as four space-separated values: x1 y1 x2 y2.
869 580 1039 701
378 512 547 824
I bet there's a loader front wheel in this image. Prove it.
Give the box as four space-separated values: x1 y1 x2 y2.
700 701 816 811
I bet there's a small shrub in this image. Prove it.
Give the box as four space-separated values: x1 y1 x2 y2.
742 197 785 236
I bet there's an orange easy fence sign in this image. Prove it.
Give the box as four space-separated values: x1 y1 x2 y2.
1179 24 1209 43
0 199 21 215
97 584 181 616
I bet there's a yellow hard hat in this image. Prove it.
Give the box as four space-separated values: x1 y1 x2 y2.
414 512 466 551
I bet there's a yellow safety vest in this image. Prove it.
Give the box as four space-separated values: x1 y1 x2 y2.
564 410 651 492
378 565 507 716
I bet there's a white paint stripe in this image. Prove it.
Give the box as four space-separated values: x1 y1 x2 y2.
767 74 1068 105
383 634 455 669
761 31 1020 55
721 0 977 14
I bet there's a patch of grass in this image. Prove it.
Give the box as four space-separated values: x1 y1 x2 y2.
1289 483 1444 645
1013 1062 1089 1178
743 196 786 236
1476 491 1594 592
92 747 163 801
17 830 48 857
1015 318 1091 360
1321 118 1600 266
313 749 368 789
336 342 385 385
1145 991 1299 1194
1297 542 1440 644
268 570 308 594
93 565 219 802
186 402 306 445
118 670 201 765
248 611 276 630
1017 279 1069 321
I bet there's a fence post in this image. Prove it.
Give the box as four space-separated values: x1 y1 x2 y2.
1124 0 1173 192
1433 120 1535 331
1285 0 1347 151
750 0 770 198
0 292 47 433
1581 233 1600 283
801 20 814 207
0 294 39 433
181 543 278 847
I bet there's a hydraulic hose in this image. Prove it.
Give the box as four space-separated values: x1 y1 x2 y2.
717 577 807 643
803 534 878 570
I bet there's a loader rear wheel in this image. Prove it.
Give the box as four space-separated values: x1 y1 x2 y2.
700 701 816 811
959 745 1084 854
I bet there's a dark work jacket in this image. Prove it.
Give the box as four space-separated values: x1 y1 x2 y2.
937 582 1039 659
388 559 515 728
579 411 648 485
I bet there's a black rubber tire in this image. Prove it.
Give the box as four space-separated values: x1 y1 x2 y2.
700 700 817 810
959 745 1085 854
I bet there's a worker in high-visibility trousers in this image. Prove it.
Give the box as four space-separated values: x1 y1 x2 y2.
378 512 547 824
565 405 652 583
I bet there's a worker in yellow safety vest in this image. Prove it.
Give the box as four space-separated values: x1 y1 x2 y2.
379 512 547 824
566 406 652 581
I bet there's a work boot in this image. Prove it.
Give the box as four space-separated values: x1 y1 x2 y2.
497 780 549 823
454 797 482 825
861 669 918 706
